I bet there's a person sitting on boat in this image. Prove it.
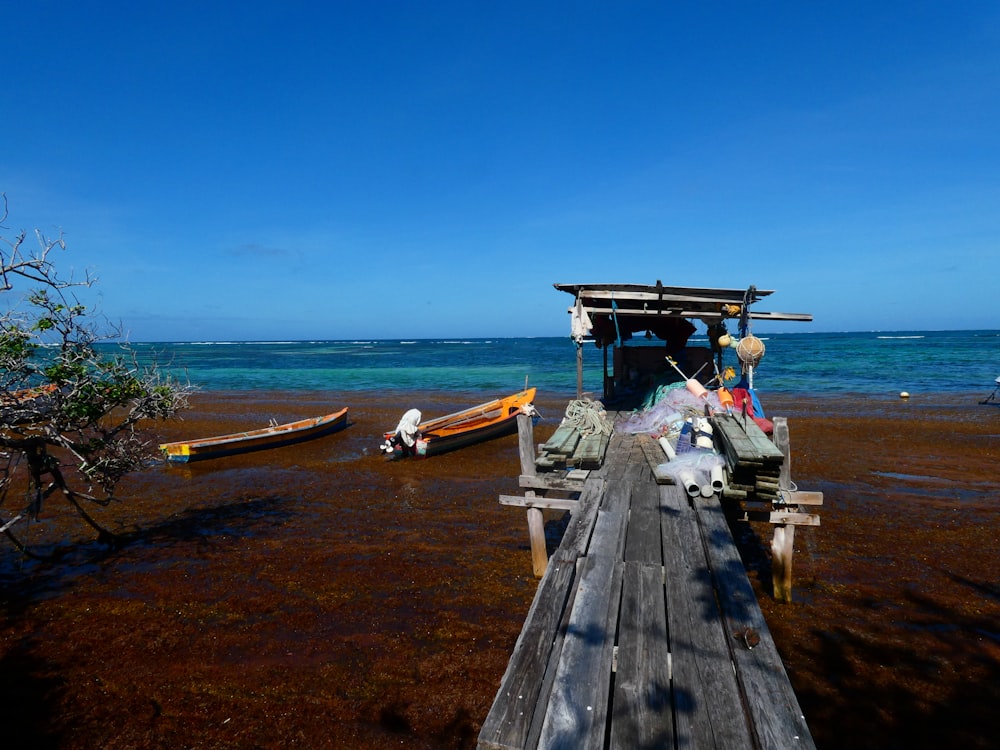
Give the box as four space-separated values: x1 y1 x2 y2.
381 408 422 456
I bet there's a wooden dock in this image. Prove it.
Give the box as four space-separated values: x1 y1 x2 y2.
480 413 816 750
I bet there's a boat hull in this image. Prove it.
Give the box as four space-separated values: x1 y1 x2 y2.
384 389 536 459
160 408 349 463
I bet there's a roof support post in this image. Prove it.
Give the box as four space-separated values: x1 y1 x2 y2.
576 342 584 400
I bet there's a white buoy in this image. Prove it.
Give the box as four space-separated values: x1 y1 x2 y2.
899 391 910 399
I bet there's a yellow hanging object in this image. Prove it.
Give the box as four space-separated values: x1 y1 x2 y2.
736 335 765 366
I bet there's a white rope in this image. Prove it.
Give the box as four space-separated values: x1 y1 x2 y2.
564 398 613 437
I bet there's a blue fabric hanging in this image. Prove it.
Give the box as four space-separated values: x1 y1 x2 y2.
611 293 623 347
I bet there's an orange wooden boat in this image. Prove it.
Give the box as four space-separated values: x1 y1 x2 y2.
382 389 536 458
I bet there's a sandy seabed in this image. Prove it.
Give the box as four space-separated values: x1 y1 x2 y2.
1 389 997 749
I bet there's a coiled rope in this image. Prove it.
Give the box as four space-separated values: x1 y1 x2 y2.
564 398 614 437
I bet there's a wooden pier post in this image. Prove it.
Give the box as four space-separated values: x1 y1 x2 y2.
771 417 795 603
516 413 549 577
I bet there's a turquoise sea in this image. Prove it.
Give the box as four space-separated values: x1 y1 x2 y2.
129 330 1000 398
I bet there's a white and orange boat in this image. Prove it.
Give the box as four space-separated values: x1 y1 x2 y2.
382 389 536 459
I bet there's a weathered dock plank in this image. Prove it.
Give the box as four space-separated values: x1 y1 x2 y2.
622 470 660 563
536 509 626 749
482 418 817 750
478 559 578 750
518 473 587 493
659 482 754 749
713 413 783 468
573 432 607 468
554 479 605 563
610 561 673 748
695 495 814 746
637 433 675 484
542 421 581 456
600 432 635 481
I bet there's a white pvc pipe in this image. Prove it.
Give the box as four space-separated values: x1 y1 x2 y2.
657 436 676 461
678 469 700 497
711 464 725 492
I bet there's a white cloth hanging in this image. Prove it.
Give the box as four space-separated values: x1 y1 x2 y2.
571 297 593 344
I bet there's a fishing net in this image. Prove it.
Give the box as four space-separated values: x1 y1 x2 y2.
616 383 722 436
615 400 683 435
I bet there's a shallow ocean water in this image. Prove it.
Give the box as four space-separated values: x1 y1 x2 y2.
127 330 1000 397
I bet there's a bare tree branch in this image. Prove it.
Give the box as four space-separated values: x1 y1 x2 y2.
1 195 190 551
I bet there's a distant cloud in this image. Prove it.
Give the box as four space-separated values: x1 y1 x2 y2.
226 243 304 262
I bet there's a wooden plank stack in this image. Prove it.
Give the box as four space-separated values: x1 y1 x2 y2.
711 413 784 502
534 419 610 470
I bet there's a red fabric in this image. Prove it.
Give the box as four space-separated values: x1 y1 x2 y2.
730 387 772 434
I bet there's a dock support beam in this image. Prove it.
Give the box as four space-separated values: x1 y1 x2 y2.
576 342 583 399
517 413 549 577
771 417 795 603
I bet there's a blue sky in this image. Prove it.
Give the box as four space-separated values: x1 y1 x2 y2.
3 1 999 341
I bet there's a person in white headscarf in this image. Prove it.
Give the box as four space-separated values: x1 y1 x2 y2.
381 408 422 456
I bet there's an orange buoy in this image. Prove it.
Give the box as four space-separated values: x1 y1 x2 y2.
718 387 735 410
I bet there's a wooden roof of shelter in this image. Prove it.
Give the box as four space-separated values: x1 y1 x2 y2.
554 280 812 347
